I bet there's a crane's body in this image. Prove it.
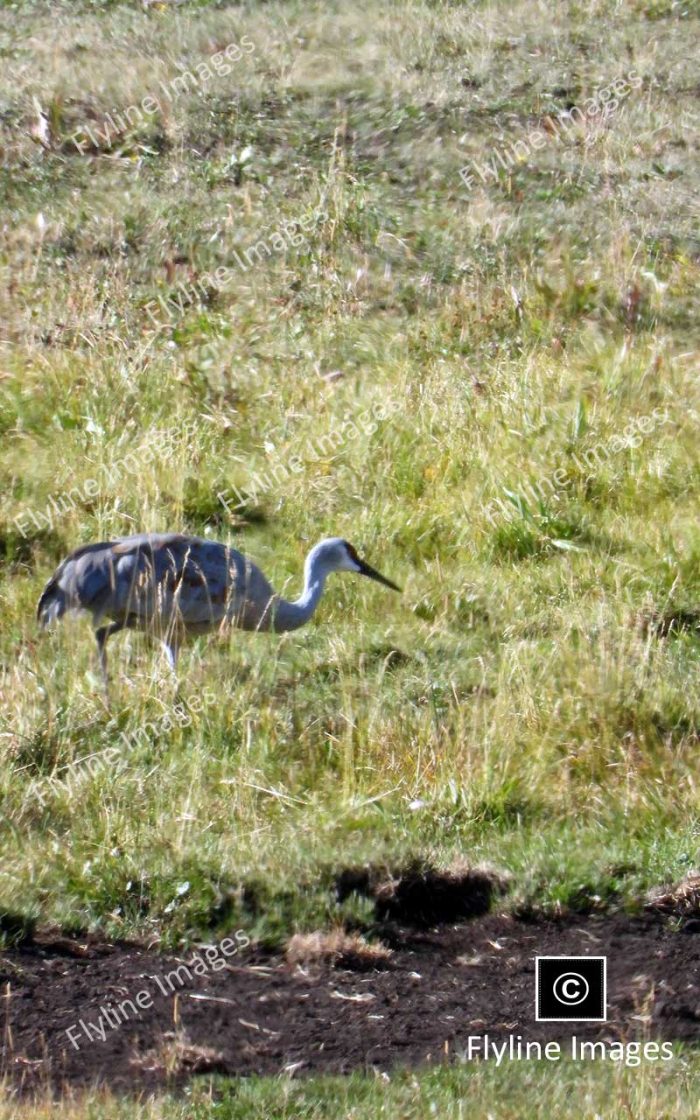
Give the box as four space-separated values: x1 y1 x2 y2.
37 533 400 680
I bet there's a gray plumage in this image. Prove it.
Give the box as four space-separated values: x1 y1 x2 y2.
37 533 400 681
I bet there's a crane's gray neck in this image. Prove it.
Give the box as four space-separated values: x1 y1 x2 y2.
271 552 328 632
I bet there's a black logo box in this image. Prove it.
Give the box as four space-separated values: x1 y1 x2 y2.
536 956 607 1022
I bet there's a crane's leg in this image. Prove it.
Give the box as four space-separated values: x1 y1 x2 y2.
94 622 124 687
161 640 179 674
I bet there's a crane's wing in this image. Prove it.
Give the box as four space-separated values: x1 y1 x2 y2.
38 533 276 632
108 534 275 629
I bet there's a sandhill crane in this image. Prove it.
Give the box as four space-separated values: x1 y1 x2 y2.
37 534 401 682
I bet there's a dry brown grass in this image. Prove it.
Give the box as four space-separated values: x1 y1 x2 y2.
646 871 700 917
286 930 392 970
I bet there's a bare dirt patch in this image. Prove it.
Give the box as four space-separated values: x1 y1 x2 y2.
1 911 699 1097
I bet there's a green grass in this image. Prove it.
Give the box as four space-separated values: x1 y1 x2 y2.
2 1055 700 1120
1 0 700 1111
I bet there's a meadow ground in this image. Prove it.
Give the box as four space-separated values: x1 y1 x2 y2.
0 0 699 1113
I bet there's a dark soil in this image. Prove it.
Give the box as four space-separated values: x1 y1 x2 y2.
1 912 699 1097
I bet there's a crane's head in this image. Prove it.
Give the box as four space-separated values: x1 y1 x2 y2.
311 538 401 592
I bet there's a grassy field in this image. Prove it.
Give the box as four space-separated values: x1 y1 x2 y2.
1 0 699 1112
3 1056 700 1120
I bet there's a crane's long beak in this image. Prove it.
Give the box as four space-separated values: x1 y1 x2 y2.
356 555 401 592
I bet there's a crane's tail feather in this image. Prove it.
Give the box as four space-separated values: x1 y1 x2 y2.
36 578 68 628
